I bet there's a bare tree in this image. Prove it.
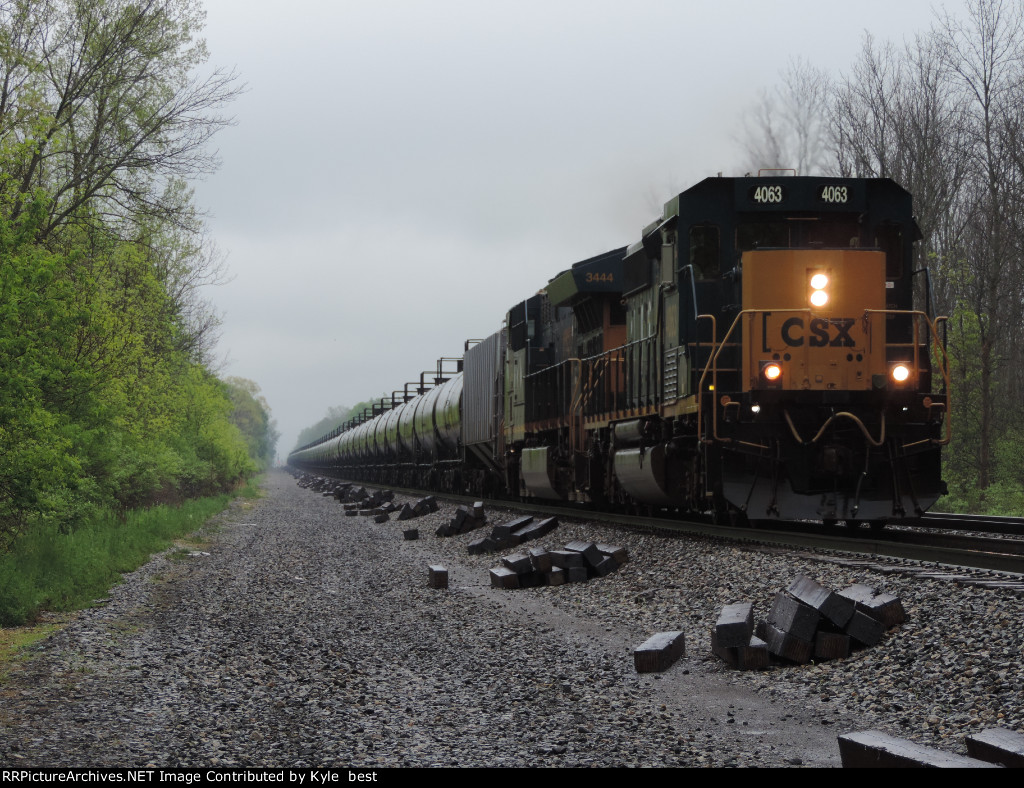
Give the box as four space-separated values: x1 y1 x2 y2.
830 31 977 306
831 35 902 179
736 57 831 175
997 73 1024 411
135 178 231 364
933 0 1024 488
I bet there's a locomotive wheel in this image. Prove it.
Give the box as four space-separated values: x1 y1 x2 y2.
844 519 886 535
712 494 749 527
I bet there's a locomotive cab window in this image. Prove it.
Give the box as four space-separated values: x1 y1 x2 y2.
736 221 790 252
737 218 862 251
689 225 720 279
803 219 861 248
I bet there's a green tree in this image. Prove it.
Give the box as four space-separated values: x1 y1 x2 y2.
0 200 81 549
0 0 241 243
293 398 388 450
225 377 279 470
0 0 249 551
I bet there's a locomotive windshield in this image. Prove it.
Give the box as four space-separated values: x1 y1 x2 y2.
736 217 862 251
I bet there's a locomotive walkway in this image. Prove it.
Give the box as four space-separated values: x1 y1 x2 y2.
2 471 1019 767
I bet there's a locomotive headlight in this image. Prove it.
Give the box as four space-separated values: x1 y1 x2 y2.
891 364 911 383
809 271 830 307
762 363 782 382
759 362 783 390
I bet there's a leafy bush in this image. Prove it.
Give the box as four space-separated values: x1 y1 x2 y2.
0 494 235 626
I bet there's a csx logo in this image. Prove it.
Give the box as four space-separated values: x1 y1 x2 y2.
780 317 856 348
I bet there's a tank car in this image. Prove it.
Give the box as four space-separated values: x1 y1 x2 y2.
289 174 950 525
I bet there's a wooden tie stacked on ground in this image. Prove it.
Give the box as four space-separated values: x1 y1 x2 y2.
838 728 1024 768
489 540 629 589
712 575 906 669
467 513 559 554
434 501 488 536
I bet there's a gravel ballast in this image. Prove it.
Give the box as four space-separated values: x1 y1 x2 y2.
1 470 1021 768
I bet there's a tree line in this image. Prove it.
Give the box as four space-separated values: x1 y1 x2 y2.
737 0 1024 513
293 399 383 451
0 0 275 552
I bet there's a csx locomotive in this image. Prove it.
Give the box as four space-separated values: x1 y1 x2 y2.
289 175 950 524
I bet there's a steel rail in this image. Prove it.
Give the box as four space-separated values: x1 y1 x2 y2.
310 475 1024 575
903 512 1024 536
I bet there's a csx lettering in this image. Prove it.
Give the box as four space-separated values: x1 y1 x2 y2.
780 317 856 348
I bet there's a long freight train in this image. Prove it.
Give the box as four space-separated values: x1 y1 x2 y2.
289 175 950 525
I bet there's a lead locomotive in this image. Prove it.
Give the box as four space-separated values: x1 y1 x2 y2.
290 176 950 525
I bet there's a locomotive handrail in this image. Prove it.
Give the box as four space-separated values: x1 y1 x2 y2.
525 334 659 422
579 353 617 422
523 334 658 377
677 264 701 323
697 309 769 447
694 313 718 446
863 309 951 447
566 358 584 454
701 307 951 449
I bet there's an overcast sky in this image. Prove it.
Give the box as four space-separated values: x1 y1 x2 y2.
191 0 967 457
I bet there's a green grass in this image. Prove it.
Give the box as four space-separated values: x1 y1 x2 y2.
0 486 253 628
237 474 266 499
0 621 64 682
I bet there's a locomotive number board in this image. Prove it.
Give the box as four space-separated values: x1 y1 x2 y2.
738 179 866 211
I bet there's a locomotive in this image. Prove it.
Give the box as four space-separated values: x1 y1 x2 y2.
289 175 950 525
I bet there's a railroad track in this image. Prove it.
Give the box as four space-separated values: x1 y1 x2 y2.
594 511 1024 576
299 472 1024 578
901 511 1024 535
736 516 1024 574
